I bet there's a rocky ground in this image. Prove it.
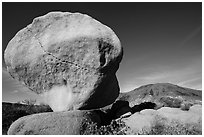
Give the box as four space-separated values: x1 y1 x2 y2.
3 83 202 135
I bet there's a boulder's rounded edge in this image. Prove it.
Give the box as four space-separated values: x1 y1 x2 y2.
8 110 101 135
4 11 122 72
4 11 123 111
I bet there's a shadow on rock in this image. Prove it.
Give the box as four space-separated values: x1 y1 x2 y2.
131 102 157 114
98 101 158 126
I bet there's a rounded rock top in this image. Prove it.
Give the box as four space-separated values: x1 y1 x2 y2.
5 12 122 69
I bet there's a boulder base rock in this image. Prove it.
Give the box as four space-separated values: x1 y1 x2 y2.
4 12 123 111
122 105 202 132
8 110 101 135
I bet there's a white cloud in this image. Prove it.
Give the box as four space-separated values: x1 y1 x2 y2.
178 77 201 86
180 25 202 47
2 68 36 95
178 77 202 90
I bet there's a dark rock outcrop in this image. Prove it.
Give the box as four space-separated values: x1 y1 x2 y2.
131 102 156 113
102 100 132 120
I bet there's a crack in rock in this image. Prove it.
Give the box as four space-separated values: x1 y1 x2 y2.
27 28 89 71
4 12 122 112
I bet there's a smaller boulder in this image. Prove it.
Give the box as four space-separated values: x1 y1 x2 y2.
8 110 101 135
158 106 202 124
122 105 202 133
122 110 156 132
189 104 202 113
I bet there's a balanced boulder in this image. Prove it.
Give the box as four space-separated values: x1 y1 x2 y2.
8 110 101 135
4 12 123 111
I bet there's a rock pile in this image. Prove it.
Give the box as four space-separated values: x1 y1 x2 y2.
5 11 123 135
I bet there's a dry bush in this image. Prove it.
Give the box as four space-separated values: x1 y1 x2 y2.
83 119 128 135
83 114 202 135
132 115 202 135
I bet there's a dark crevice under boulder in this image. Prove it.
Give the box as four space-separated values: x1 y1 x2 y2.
131 102 157 114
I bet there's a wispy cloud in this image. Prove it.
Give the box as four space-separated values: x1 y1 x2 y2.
178 77 201 86
2 69 28 92
121 56 201 91
177 77 202 90
2 69 37 97
180 25 202 47
136 71 171 81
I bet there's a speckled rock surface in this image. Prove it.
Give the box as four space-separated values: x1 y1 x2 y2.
122 105 202 132
4 12 123 111
8 110 101 135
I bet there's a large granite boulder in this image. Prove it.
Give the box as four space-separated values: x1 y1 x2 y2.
8 110 101 135
4 12 123 111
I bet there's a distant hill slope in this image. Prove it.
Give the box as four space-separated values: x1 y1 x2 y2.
118 83 202 107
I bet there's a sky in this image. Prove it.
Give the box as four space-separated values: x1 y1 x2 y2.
2 2 202 103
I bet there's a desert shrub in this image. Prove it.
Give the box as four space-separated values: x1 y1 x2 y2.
82 113 201 135
194 100 202 105
163 120 202 135
83 119 128 135
132 115 202 135
180 102 193 111
159 96 182 108
20 99 37 105
145 115 168 135
119 94 130 101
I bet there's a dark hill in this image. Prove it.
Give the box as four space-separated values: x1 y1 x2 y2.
118 83 202 107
